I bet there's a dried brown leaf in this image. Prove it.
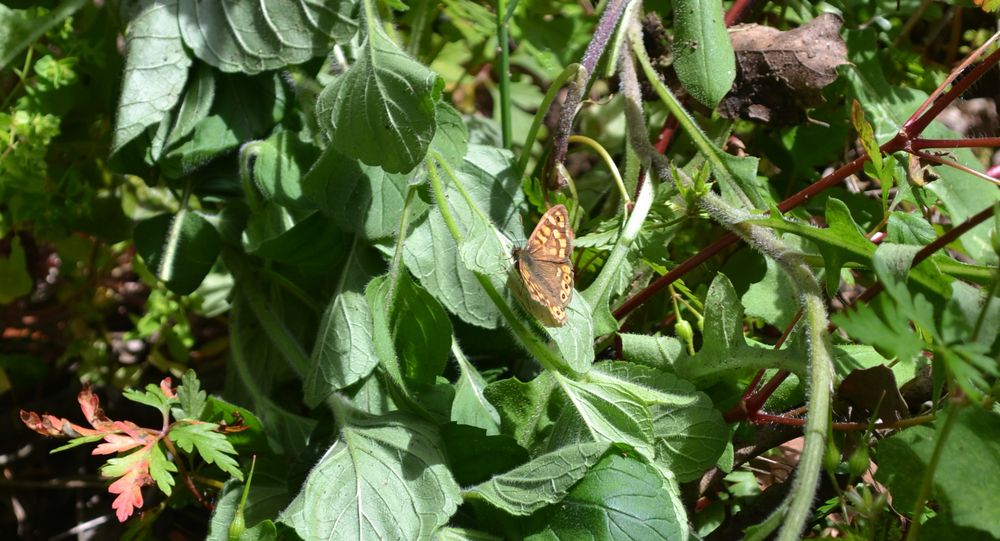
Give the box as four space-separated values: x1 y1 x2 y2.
719 13 848 124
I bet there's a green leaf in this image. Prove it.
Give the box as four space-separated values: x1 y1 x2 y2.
594 362 728 482
753 199 950 299
759 198 872 296
123 383 176 415
742 254 799 329
245 211 350 271
452 346 502 435
484 374 558 450
112 0 192 155
163 62 215 151
715 153 768 210
618 333 687 370
302 146 425 240
842 28 925 143
249 131 319 208
134 210 222 295
672 0 735 108
851 99 885 179
202 397 269 453
676 274 806 381
844 28 999 264
147 442 179 496
206 460 292 541
305 240 380 406
169 422 244 480
316 4 443 173
404 145 524 328
831 344 917 385
429 101 470 166
440 423 528 487
163 73 286 176
433 527 503 541
161 115 239 175
173 369 207 420
366 275 409 400
540 295 596 375
833 298 927 368
279 410 461 540
524 454 688 541
876 407 1000 538
177 0 358 74
0 236 32 303
548 373 656 460
887 212 937 245
390 273 453 387
230 296 317 455
465 441 611 515
926 165 1000 265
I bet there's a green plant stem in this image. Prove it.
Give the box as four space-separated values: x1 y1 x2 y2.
568 135 630 210
777 288 835 541
406 0 431 57
516 63 583 178
582 173 652 316
629 28 757 209
385 184 420 308
905 402 961 541
496 0 512 149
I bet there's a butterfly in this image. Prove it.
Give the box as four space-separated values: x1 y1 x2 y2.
511 204 574 327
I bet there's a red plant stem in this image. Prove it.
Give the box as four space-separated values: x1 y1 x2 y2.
724 0 758 27
753 411 935 431
912 150 1000 184
613 232 738 319
904 41 1000 138
911 137 1000 150
851 204 995 306
654 115 680 154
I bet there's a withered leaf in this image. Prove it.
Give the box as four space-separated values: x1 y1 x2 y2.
836 365 909 423
719 13 848 125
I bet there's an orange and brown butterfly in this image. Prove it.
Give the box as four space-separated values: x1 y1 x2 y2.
511 204 574 327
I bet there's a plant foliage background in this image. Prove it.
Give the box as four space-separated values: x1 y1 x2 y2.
2 0 999 540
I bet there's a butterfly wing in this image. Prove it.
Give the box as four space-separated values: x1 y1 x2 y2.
515 205 574 326
525 205 573 263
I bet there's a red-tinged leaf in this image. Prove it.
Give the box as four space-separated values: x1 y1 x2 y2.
103 446 155 522
160 377 175 398
20 409 100 437
94 433 146 456
94 421 157 455
108 467 148 522
78 385 115 431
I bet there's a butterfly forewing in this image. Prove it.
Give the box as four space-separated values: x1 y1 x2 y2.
514 205 574 326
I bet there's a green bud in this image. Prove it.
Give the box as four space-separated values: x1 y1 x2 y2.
824 436 841 473
676 319 694 344
228 508 245 541
848 444 870 478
